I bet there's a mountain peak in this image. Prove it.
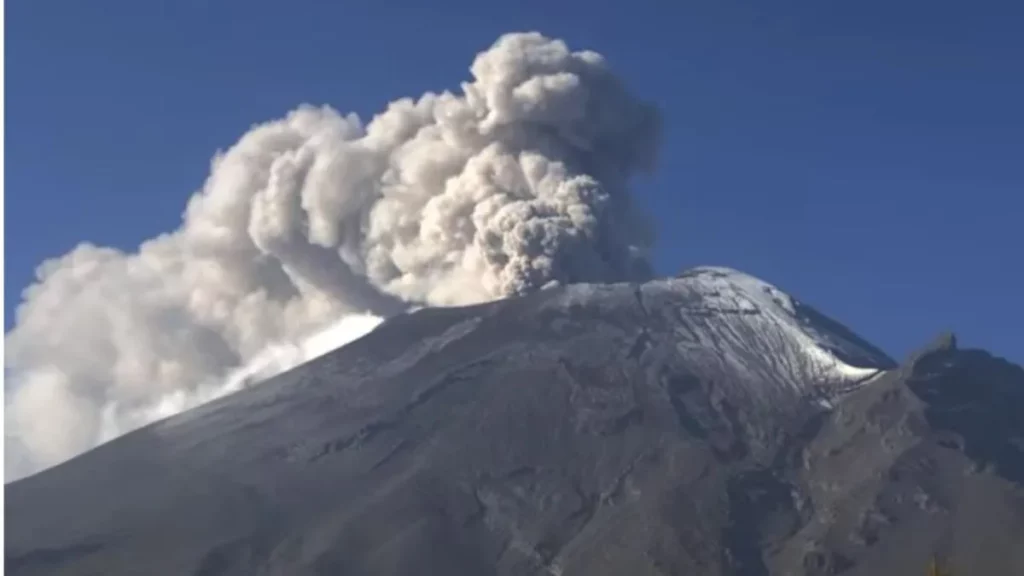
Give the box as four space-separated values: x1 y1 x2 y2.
643 266 895 390
6 267 1023 576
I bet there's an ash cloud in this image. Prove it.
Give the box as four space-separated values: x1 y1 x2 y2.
4 32 659 480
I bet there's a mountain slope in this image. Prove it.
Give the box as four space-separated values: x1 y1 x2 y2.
6 268 1023 575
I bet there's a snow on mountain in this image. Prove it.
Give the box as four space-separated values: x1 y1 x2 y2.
543 266 897 413
645 266 896 400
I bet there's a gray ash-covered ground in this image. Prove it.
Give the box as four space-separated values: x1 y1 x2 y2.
7 268 1024 575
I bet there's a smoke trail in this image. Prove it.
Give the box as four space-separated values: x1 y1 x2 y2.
4 32 659 480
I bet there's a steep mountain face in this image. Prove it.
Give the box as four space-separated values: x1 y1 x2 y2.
6 268 1023 576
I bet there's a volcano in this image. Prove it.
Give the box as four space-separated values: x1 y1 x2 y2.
6 267 1024 575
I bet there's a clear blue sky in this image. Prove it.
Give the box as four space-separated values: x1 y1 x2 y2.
6 0 1022 363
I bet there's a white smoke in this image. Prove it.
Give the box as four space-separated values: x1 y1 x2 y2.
4 32 659 480
129 312 385 425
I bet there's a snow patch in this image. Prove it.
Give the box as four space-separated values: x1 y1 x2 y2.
643 267 892 402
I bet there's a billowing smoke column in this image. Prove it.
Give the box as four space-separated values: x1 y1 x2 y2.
4 32 660 480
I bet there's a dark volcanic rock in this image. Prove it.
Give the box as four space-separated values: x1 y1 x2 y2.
6 268 1023 575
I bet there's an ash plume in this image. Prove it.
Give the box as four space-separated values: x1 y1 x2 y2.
4 32 660 480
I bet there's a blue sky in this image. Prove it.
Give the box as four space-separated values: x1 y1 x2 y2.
6 0 1022 363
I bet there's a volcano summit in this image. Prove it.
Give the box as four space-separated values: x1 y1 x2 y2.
6 267 1024 575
